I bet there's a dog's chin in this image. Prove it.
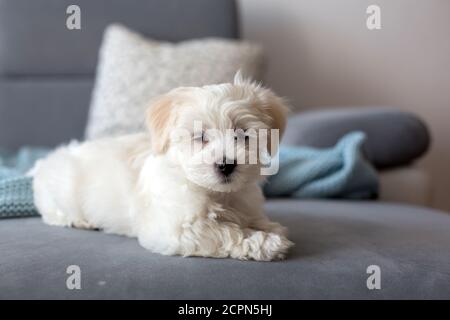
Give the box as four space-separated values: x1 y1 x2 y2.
184 172 246 193
209 180 242 193
188 177 242 193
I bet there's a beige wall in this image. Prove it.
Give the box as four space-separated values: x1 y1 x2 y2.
239 0 450 211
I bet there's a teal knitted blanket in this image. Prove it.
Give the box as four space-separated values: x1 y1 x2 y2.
0 132 378 219
0 147 49 218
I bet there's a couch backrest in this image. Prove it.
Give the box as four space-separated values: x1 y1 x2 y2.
0 0 238 149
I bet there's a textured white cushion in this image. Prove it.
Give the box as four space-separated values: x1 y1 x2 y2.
85 24 264 139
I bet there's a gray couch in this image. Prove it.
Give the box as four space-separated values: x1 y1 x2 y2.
1 0 449 299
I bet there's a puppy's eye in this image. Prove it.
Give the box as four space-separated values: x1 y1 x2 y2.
193 132 208 143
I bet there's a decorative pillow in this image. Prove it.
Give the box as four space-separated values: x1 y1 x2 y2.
281 107 431 169
85 24 264 139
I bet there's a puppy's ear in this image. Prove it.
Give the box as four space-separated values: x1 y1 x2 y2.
260 90 289 155
145 94 176 154
233 72 289 155
234 70 287 135
266 93 288 138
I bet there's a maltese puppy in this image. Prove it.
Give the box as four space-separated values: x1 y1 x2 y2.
32 74 293 261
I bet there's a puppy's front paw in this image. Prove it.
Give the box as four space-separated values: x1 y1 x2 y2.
260 232 294 261
242 231 294 261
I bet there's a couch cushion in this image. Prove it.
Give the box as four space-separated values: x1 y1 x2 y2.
282 107 430 169
0 0 238 76
1 200 449 299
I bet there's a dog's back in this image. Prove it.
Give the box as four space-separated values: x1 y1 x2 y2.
33 133 150 235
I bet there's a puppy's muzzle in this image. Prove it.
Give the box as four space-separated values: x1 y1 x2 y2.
216 158 237 177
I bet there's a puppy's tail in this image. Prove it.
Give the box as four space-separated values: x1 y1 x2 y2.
26 140 80 177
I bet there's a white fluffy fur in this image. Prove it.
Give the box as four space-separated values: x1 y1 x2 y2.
32 76 293 261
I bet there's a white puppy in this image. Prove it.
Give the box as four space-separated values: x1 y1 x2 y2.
32 75 293 261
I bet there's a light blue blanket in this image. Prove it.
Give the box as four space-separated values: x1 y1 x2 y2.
0 132 378 219
263 132 379 199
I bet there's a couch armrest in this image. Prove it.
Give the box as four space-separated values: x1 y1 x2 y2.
282 107 430 169
378 166 433 206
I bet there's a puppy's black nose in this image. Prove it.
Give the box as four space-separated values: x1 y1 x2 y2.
216 159 237 177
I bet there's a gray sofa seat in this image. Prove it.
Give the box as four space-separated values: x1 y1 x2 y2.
1 200 449 299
